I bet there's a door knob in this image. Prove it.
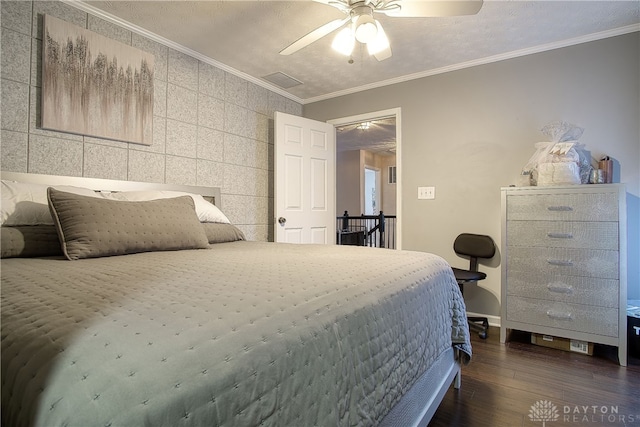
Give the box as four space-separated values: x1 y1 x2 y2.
278 217 286 225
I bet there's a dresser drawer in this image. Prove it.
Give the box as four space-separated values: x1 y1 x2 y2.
506 273 619 307
507 221 618 250
506 296 618 337
507 246 619 279
506 192 618 221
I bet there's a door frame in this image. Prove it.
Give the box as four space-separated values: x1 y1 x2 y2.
328 107 402 249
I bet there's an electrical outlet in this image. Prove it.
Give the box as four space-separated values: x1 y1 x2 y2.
418 186 435 200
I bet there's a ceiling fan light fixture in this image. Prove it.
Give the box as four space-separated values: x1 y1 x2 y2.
367 20 389 55
280 0 483 59
331 27 355 56
354 14 377 43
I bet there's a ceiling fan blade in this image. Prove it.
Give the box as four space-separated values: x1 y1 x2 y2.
312 0 351 13
280 17 350 55
373 45 392 61
368 21 392 61
381 0 483 18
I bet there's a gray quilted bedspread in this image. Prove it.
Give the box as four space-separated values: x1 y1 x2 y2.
1 241 471 427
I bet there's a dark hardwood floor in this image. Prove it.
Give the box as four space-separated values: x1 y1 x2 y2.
429 327 640 427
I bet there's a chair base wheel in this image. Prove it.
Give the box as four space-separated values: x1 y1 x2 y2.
468 316 489 339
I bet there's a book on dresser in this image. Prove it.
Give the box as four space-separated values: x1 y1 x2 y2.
500 184 628 366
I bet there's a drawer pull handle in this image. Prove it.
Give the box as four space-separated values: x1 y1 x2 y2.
547 233 573 239
547 284 573 294
547 259 573 266
547 206 573 212
546 310 573 320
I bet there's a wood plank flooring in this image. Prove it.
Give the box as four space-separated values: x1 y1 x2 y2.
429 327 640 427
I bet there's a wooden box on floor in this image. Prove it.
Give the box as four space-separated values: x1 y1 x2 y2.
531 333 594 356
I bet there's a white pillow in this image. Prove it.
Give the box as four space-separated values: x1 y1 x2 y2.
1 181 101 226
0 181 229 225
107 190 230 224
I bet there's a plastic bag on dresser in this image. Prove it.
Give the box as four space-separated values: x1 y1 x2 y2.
521 121 592 186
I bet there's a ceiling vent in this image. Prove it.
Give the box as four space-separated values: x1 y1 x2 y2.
262 72 303 89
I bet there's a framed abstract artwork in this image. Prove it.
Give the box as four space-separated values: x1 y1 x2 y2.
42 15 154 145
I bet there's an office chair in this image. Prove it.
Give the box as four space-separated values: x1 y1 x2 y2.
451 233 496 339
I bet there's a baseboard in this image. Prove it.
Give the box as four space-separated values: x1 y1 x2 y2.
466 311 501 328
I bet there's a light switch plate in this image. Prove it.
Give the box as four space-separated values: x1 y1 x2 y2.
418 186 435 200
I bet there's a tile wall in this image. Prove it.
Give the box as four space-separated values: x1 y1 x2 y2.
0 0 302 241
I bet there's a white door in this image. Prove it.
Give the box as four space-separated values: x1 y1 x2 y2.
275 112 336 244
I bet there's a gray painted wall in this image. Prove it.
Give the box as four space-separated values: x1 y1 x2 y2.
305 33 640 318
0 0 302 241
380 156 397 217
337 150 362 216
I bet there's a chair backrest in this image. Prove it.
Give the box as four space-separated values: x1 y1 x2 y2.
453 233 496 272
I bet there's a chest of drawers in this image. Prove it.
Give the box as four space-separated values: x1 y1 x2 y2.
500 184 627 366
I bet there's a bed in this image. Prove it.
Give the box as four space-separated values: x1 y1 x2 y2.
1 172 471 427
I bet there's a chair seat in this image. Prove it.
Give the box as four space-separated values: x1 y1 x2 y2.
451 267 486 282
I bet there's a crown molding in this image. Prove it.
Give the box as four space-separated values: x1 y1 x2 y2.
302 24 640 104
60 1 638 106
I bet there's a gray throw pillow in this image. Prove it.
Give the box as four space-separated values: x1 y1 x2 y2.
48 188 210 260
201 223 246 243
0 225 63 258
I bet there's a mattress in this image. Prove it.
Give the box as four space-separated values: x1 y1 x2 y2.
1 241 471 427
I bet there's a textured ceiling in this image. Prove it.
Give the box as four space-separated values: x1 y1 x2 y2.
336 117 397 155
81 0 640 104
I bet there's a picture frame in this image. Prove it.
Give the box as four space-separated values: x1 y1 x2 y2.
42 15 154 145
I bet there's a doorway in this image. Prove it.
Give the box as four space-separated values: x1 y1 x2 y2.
328 108 401 249
364 167 380 215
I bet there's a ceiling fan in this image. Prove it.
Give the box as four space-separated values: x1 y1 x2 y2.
280 0 483 61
